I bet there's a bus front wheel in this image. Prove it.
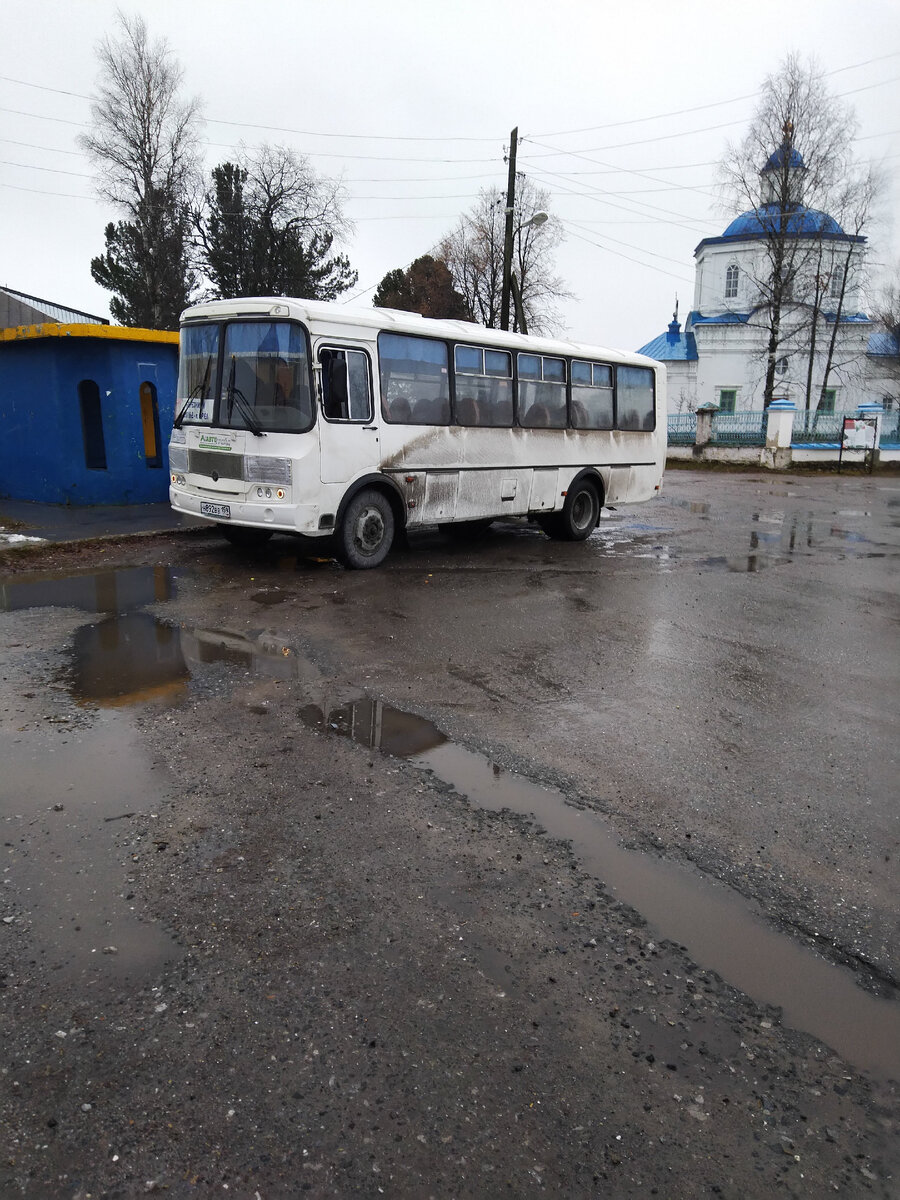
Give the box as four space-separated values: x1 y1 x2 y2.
545 479 600 541
337 488 395 569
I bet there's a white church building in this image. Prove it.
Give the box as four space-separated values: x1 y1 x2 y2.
638 144 898 417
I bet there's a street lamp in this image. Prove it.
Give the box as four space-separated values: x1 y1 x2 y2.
500 209 548 334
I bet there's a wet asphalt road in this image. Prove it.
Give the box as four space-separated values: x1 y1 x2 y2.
275 465 900 984
1 466 898 1196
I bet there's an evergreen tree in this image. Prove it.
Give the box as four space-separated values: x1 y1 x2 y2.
90 185 196 329
196 146 357 301
373 255 471 319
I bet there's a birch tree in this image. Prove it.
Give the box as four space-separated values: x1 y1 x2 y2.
436 178 568 335
720 55 860 407
81 12 202 328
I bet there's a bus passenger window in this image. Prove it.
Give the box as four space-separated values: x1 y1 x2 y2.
453 344 512 426
518 354 566 428
378 332 450 424
571 360 614 429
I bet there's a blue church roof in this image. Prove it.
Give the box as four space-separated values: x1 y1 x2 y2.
722 204 845 239
687 310 750 327
637 321 698 362
868 330 900 357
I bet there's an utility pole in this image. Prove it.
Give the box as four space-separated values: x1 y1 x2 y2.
500 126 518 333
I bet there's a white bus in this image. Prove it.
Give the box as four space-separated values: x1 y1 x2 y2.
168 298 665 568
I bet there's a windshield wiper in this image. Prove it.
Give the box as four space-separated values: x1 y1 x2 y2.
173 354 213 429
225 356 265 437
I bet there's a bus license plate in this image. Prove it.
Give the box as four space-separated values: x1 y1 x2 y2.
200 502 231 519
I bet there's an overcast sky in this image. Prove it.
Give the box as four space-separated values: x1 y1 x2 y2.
2 0 898 350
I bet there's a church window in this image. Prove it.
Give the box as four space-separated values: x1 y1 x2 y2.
829 270 843 300
820 388 836 414
724 264 739 300
718 388 737 413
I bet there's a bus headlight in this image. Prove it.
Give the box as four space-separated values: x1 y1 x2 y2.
171 473 185 486
168 445 188 473
245 456 291 485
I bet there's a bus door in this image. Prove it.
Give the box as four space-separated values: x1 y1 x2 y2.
316 345 380 484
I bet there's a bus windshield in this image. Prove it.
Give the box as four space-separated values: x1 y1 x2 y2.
175 320 314 432
221 322 313 433
175 323 218 426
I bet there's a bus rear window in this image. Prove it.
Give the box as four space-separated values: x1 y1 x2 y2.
379 333 450 424
616 365 656 431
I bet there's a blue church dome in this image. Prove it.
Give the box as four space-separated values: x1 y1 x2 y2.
763 144 806 172
722 204 845 239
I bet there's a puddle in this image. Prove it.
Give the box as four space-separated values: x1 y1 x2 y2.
1 715 180 980
66 617 321 707
700 554 793 573
303 697 900 1081
0 565 175 614
70 613 190 707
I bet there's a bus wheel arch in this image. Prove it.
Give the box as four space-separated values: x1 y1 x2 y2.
334 477 405 569
545 469 604 541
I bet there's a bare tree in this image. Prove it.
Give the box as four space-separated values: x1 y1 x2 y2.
437 177 569 335
812 164 880 414
195 144 356 300
720 55 859 407
871 263 900 393
80 12 202 327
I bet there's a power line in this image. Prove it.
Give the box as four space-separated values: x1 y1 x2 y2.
523 162 709 234
2 50 896 150
1 159 92 178
524 137 719 202
532 51 900 138
560 221 694 285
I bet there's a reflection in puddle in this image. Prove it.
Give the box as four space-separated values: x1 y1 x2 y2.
305 697 900 1081
301 699 446 757
71 613 189 707
700 554 793 573
66 618 321 708
1 716 180 980
0 565 175 613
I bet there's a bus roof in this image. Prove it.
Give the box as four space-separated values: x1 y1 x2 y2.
179 297 659 371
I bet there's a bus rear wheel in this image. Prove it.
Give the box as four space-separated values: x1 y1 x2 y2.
219 524 273 548
337 488 395 569
544 479 600 541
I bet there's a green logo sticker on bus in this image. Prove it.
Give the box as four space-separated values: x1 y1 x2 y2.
198 433 236 451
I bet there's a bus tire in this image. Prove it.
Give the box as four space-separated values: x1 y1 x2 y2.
337 488 395 569
219 524 273 548
551 478 601 541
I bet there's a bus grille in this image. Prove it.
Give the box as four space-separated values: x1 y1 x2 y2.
189 449 244 481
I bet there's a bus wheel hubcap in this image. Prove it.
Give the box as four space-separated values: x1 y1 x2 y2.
356 508 384 551
573 493 592 527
